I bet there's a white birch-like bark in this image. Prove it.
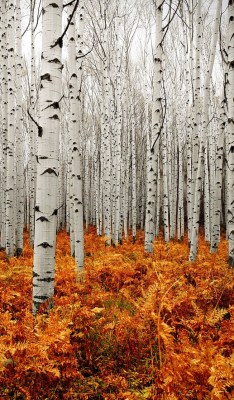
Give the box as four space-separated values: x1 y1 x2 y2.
191 0 202 221
67 2 84 274
6 0 16 256
102 26 112 246
177 140 184 240
162 131 170 242
122 81 129 240
15 0 24 256
210 89 227 252
169 129 177 239
186 4 194 244
144 0 163 252
204 145 210 241
29 0 37 246
227 0 234 267
84 145 89 230
189 0 202 253
0 0 7 249
131 100 137 242
113 23 122 246
210 134 223 250
189 0 221 261
32 0 63 314
155 154 161 237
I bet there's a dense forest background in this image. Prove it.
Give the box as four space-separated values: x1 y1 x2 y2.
0 0 233 399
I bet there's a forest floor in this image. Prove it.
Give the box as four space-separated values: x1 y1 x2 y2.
0 227 233 400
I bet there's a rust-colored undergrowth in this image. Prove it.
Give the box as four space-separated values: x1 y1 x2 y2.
0 228 233 399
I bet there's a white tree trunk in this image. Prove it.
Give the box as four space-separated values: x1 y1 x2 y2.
29 0 37 247
67 2 85 275
6 0 16 256
33 0 63 314
0 0 7 249
102 27 112 246
144 0 163 252
227 0 234 267
189 0 221 261
15 0 24 256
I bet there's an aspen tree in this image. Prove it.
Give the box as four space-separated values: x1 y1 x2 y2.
29 0 37 246
189 0 221 261
210 92 227 252
67 1 84 275
186 3 194 244
113 16 123 246
144 0 163 252
6 0 16 256
32 0 63 314
15 0 24 256
101 23 112 246
162 131 170 242
131 97 137 242
177 140 184 240
189 0 202 250
122 73 130 240
0 0 7 249
227 0 234 267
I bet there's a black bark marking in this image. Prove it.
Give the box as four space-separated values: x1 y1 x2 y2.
41 73 52 81
27 109 43 137
35 206 41 212
48 58 61 64
41 168 58 176
50 2 59 7
49 114 59 120
51 0 80 49
38 242 53 248
33 271 40 277
34 295 49 300
36 216 49 222
50 203 64 216
230 60 234 69
43 95 64 111
37 277 54 282
51 103 60 109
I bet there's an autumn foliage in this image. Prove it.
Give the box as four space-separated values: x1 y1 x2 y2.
0 228 233 399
